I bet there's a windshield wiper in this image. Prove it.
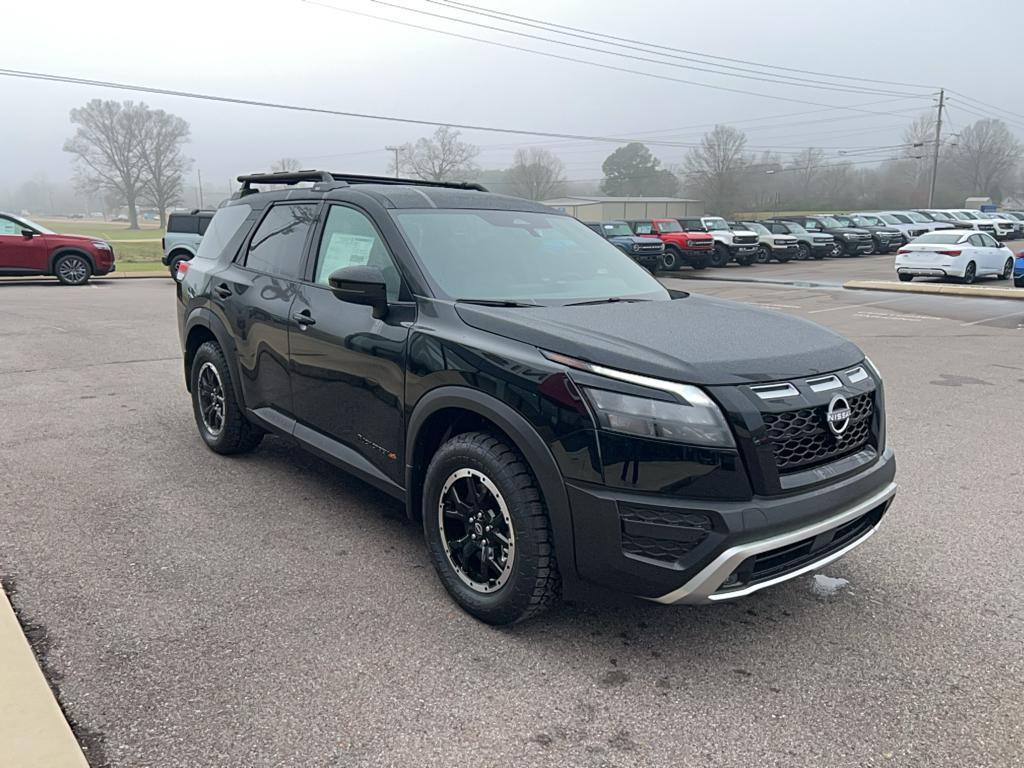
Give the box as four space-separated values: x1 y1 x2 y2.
456 298 541 308
563 297 650 307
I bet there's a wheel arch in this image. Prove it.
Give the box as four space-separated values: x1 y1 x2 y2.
182 308 245 408
47 247 95 274
406 386 577 584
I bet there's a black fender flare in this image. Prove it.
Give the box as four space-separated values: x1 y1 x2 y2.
182 307 246 408
48 247 95 274
406 386 578 585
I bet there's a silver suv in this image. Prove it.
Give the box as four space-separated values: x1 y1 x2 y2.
162 209 214 276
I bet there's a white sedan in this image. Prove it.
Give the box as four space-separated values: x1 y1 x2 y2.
895 230 1016 284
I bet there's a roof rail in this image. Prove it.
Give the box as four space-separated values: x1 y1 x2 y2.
234 169 487 196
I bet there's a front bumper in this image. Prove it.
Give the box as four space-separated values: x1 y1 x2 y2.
728 243 759 257
810 242 833 255
567 446 897 601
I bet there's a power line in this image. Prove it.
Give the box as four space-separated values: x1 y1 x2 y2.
947 90 1024 123
434 0 940 91
353 0 928 98
0 67 742 149
301 0 933 116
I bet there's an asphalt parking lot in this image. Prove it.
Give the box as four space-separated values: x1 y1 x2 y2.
1 276 1023 768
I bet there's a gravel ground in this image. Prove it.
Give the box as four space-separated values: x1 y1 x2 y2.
0 277 1021 768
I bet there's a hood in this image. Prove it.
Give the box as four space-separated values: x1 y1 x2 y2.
44 232 102 245
610 234 662 246
826 227 872 236
455 295 863 386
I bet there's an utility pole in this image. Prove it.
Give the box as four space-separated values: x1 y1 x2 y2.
927 89 945 208
385 146 401 178
197 169 205 209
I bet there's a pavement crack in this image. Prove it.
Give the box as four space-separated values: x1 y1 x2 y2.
0 356 180 376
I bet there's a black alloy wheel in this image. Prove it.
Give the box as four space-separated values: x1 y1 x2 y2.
189 341 264 454
54 254 92 285
796 243 811 261
709 243 730 268
755 245 771 264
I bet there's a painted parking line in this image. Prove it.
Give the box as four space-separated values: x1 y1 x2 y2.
854 311 941 322
807 297 904 314
959 309 1024 327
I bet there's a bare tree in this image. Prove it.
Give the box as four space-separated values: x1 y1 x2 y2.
139 110 190 227
786 148 827 206
271 157 303 172
64 100 150 229
507 148 566 200
949 118 1023 199
393 126 479 181
682 125 748 214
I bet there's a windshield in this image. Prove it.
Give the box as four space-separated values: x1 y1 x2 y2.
817 216 842 228
744 222 770 235
928 211 954 221
783 222 809 235
888 213 912 223
9 214 55 235
876 214 901 225
833 216 854 227
956 211 979 220
656 219 683 233
914 233 964 244
702 217 729 231
847 215 873 227
601 222 634 237
393 209 667 304
904 212 930 223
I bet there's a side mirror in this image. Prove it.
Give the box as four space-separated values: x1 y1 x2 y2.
21 229 35 239
328 265 389 319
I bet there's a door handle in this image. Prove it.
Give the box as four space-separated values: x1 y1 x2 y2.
214 283 232 299
292 311 316 327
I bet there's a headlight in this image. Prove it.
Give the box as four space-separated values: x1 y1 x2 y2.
773 239 787 246
91 240 111 250
864 356 882 380
582 386 734 448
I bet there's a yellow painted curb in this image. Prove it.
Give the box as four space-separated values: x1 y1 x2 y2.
844 279 1024 301
0 589 90 768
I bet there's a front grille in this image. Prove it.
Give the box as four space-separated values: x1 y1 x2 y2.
718 502 887 592
620 505 712 564
638 244 662 251
761 393 874 472
690 240 713 248
734 235 757 245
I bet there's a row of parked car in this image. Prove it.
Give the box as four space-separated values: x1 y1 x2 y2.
585 210 1024 275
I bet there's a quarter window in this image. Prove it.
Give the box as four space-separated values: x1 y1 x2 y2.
315 205 401 301
244 203 318 278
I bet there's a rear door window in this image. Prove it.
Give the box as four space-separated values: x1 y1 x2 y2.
169 215 198 234
244 203 319 278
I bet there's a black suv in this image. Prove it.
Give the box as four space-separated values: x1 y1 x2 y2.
583 220 664 271
774 215 874 258
832 214 902 255
177 170 897 625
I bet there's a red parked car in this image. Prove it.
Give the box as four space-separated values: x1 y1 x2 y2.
626 218 713 271
0 212 115 285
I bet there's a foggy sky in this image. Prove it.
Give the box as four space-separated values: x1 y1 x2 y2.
2 0 1020 199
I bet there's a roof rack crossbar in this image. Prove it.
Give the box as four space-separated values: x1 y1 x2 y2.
234 169 487 194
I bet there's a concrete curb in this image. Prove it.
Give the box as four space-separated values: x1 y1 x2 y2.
844 279 1024 300
657 271 839 288
0 588 89 768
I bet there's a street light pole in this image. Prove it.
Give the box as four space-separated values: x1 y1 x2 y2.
927 89 945 208
384 146 401 178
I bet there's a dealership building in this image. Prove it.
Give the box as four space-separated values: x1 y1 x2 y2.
541 196 705 221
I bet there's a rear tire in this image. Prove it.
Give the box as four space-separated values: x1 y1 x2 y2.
54 253 92 285
423 432 560 625
168 253 189 278
190 341 264 455
961 261 977 285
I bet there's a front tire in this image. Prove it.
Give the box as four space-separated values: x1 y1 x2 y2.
190 341 264 454
998 258 1013 280
54 253 92 285
659 247 680 272
755 245 771 264
796 243 811 261
423 432 559 625
709 243 730 268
